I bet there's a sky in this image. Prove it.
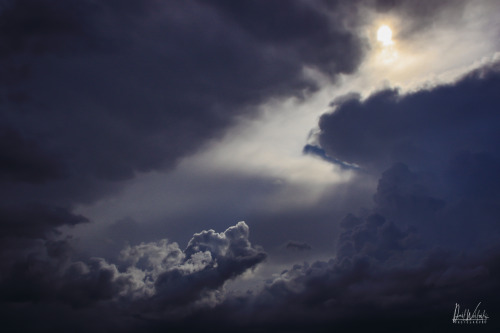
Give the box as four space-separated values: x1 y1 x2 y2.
1 0 500 332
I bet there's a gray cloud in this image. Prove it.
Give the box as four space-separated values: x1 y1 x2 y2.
285 241 312 251
319 61 500 249
0 0 367 196
319 61 500 174
159 213 499 332
1 1 499 332
0 1 369 268
217 60 500 331
0 221 265 320
160 60 500 332
0 2 366 319
0 203 88 239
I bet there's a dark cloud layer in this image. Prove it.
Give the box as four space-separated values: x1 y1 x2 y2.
233 223 500 332
237 61 500 331
10 56 494 333
140 61 500 332
0 222 265 330
319 62 500 248
0 0 368 266
0 0 366 196
0 203 88 239
0 2 366 324
1 0 500 332
126 216 500 333
285 241 312 251
320 62 500 174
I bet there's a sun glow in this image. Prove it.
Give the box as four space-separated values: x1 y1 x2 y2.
374 24 397 64
377 25 393 46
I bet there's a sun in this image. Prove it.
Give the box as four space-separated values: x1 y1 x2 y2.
377 25 393 46
375 24 398 64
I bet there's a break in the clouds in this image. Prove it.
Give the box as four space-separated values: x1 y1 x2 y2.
0 0 364 188
1 0 500 332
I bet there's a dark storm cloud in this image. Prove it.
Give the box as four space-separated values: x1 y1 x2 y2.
0 203 88 239
235 227 500 332
181 154 500 331
145 61 500 332
0 222 265 321
217 61 500 331
0 126 64 183
201 0 365 76
0 0 367 196
153 212 499 333
285 241 312 251
319 61 500 174
0 238 124 306
303 143 360 169
0 0 104 57
2 1 499 332
320 64 500 249
0 1 366 318
319 61 500 248
0 1 369 273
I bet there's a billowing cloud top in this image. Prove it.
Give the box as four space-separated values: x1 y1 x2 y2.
1 221 265 323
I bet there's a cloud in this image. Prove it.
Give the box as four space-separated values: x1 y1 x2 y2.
319 61 500 174
152 60 500 332
0 1 369 269
319 61 500 247
0 126 64 183
285 241 312 251
198 195 499 331
147 222 266 311
201 0 365 76
0 0 96 56
0 2 365 316
245 246 499 332
165 212 500 332
0 203 88 239
303 144 360 170
372 0 469 32
0 239 124 307
0 0 367 199
1 2 499 332
0 221 265 323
